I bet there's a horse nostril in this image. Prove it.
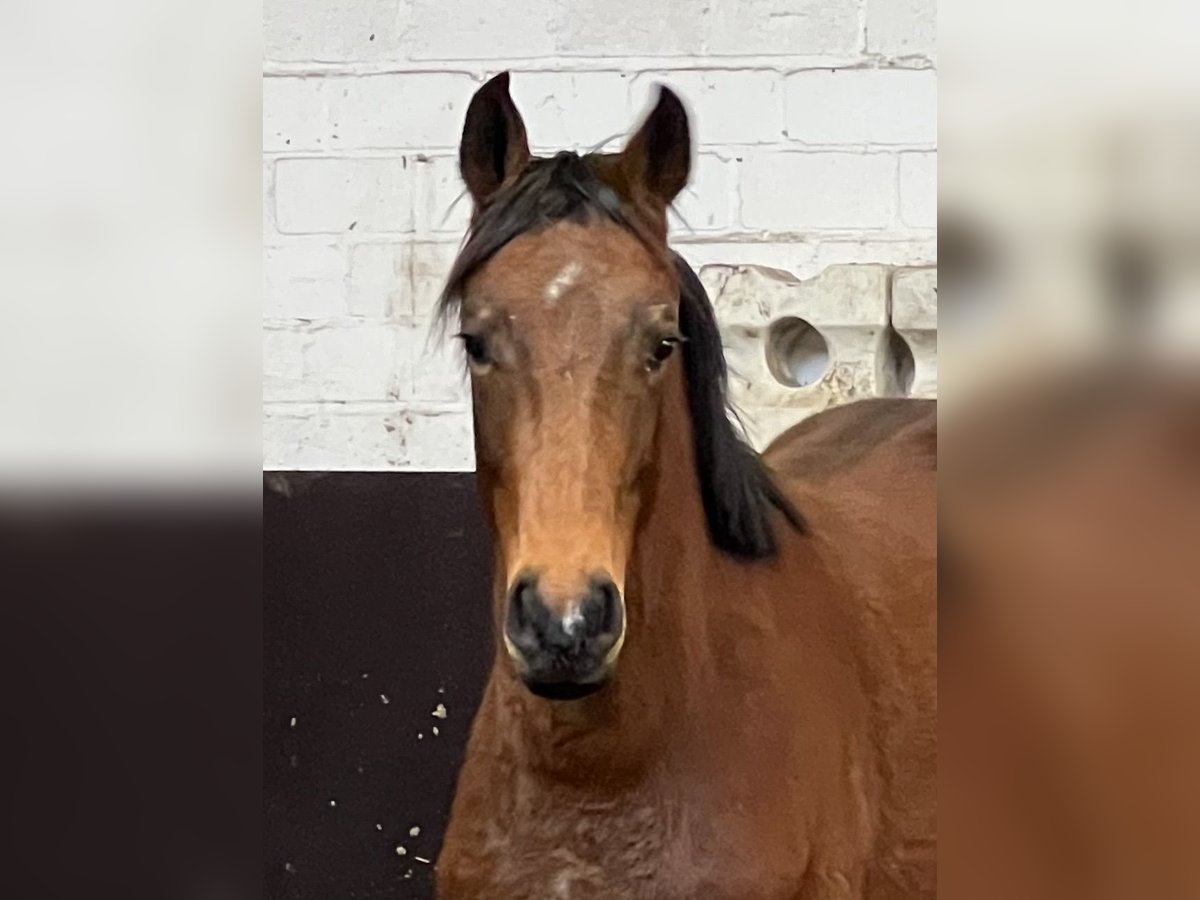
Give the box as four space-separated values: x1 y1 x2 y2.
585 575 623 638
507 572 539 630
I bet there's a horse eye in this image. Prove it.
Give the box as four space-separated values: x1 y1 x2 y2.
457 332 489 365
647 338 678 370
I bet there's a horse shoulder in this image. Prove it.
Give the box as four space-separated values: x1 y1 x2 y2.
766 398 938 900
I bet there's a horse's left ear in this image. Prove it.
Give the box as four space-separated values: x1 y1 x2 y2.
619 86 691 205
459 72 531 206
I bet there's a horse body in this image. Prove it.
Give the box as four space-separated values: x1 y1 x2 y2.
440 394 935 900
433 73 935 900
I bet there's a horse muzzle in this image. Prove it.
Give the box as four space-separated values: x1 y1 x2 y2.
502 570 625 700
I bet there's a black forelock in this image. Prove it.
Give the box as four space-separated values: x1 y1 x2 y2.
437 151 637 323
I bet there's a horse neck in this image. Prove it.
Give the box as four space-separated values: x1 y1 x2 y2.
489 364 713 784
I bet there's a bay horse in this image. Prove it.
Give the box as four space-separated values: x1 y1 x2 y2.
435 73 936 900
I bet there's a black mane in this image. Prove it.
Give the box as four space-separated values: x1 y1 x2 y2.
438 151 803 560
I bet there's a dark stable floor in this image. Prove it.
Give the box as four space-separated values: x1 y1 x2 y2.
264 473 493 900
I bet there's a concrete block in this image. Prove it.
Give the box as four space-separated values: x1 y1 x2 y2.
699 263 902 448
891 266 937 397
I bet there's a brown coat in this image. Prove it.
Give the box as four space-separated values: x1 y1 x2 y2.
438 396 936 900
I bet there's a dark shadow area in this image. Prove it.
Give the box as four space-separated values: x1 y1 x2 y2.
264 473 492 900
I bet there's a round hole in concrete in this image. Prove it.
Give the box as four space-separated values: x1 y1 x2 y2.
886 326 915 396
766 317 830 388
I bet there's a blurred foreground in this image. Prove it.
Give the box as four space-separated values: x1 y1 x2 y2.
941 369 1200 899
941 1 1200 895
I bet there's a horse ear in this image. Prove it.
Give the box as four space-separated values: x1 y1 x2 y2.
459 72 531 205
620 86 691 205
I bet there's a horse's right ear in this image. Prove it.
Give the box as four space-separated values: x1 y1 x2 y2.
619 85 691 206
459 72 531 206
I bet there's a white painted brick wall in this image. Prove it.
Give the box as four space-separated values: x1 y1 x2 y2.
275 157 416 233
784 70 937 145
866 0 937 60
900 151 938 228
740 152 898 230
263 0 937 471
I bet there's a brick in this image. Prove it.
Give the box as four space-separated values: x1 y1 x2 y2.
552 0 707 55
675 242 818 278
671 154 735 235
265 242 348 318
262 329 305 393
512 72 635 151
403 0 556 60
400 409 475 470
740 153 897 231
785 70 937 145
556 0 858 57
263 160 277 236
348 243 412 319
812 238 936 271
263 322 408 402
335 74 477 150
263 403 406 469
414 156 472 237
263 77 335 153
412 326 470 403
866 0 937 59
275 158 416 234
411 243 462 318
707 0 861 56
265 0 405 63
630 71 784 146
263 405 474 470
899 152 936 228
265 75 476 152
